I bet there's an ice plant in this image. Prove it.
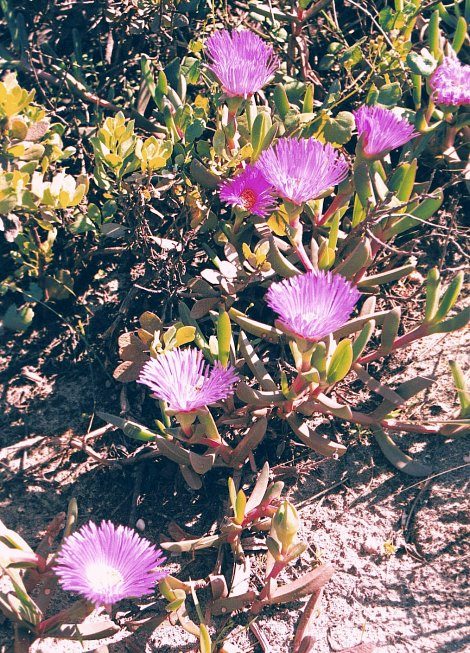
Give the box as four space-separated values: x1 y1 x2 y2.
219 165 277 218
429 56 470 107
266 270 361 342
54 521 167 607
353 106 418 159
255 137 349 206
138 347 238 413
205 29 279 98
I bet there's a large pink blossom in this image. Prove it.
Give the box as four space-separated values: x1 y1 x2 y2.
54 521 167 606
266 270 361 342
206 29 279 98
219 165 277 217
429 56 470 107
138 348 238 413
353 106 418 159
255 138 349 206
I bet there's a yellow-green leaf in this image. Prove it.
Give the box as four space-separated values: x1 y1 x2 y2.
175 326 196 347
217 308 231 367
326 338 353 384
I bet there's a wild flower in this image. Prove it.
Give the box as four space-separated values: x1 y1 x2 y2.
205 29 279 98
138 347 238 413
353 105 418 159
266 270 361 342
255 138 349 206
429 56 470 107
219 165 277 217
54 521 167 607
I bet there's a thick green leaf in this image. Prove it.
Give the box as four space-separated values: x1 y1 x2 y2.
353 162 374 208
2 304 34 332
236 382 285 407
428 307 469 334
315 392 352 420
333 238 372 279
302 83 314 113
452 16 467 54
189 159 219 189
175 325 196 347
245 462 270 512
406 50 437 77
273 84 290 120
258 564 335 606
379 307 401 354
229 308 282 343
228 477 237 514
49 620 119 640
251 111 272 159
352 321 375 362
358 263 416 289
372 426 432 477
370 376 434 420
234 490 247 525
217 308 231 367
449 360 470 418
230 417 267 467
266 237 299 278
424 268 441 323
199 624 211 653
178 301 213 362
238 331 277 391
377 82 402 106
327 339 353 384
324 111 355 145
287 414 347 457
428 9 441 59
433 272 464 323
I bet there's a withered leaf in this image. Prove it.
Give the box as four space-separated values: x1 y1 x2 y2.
137 328 154 347
118 332 148 362
113 360 147 383
139 311 163 333
190 297 219 319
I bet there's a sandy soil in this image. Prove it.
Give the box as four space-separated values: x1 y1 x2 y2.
0 324 468 653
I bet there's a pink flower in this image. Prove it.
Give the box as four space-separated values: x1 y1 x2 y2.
353 106 418 159
429 56 470 107
266 270 360 342
219 165 277 217
138 348 238 413
255 138 349 206
205 29 279 98
54 521 167 607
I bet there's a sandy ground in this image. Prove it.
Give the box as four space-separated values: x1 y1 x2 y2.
1 327 469 653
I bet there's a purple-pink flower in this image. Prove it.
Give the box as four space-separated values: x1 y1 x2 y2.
219 165 277 217
138 347 238 413
429 56 470 107
266 270 361 342
353 106 418 159
205 29 279 98
255 138 349 206
54 521 167 607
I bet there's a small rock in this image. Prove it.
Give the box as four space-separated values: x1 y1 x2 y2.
362 536 382 555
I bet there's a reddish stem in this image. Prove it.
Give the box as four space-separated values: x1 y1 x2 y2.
358 323 429 365
317 190 351 227
258 560 285 601
293 240 315 271
304 403 440 434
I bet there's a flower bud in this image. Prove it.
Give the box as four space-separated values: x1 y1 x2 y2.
272 500 300 553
